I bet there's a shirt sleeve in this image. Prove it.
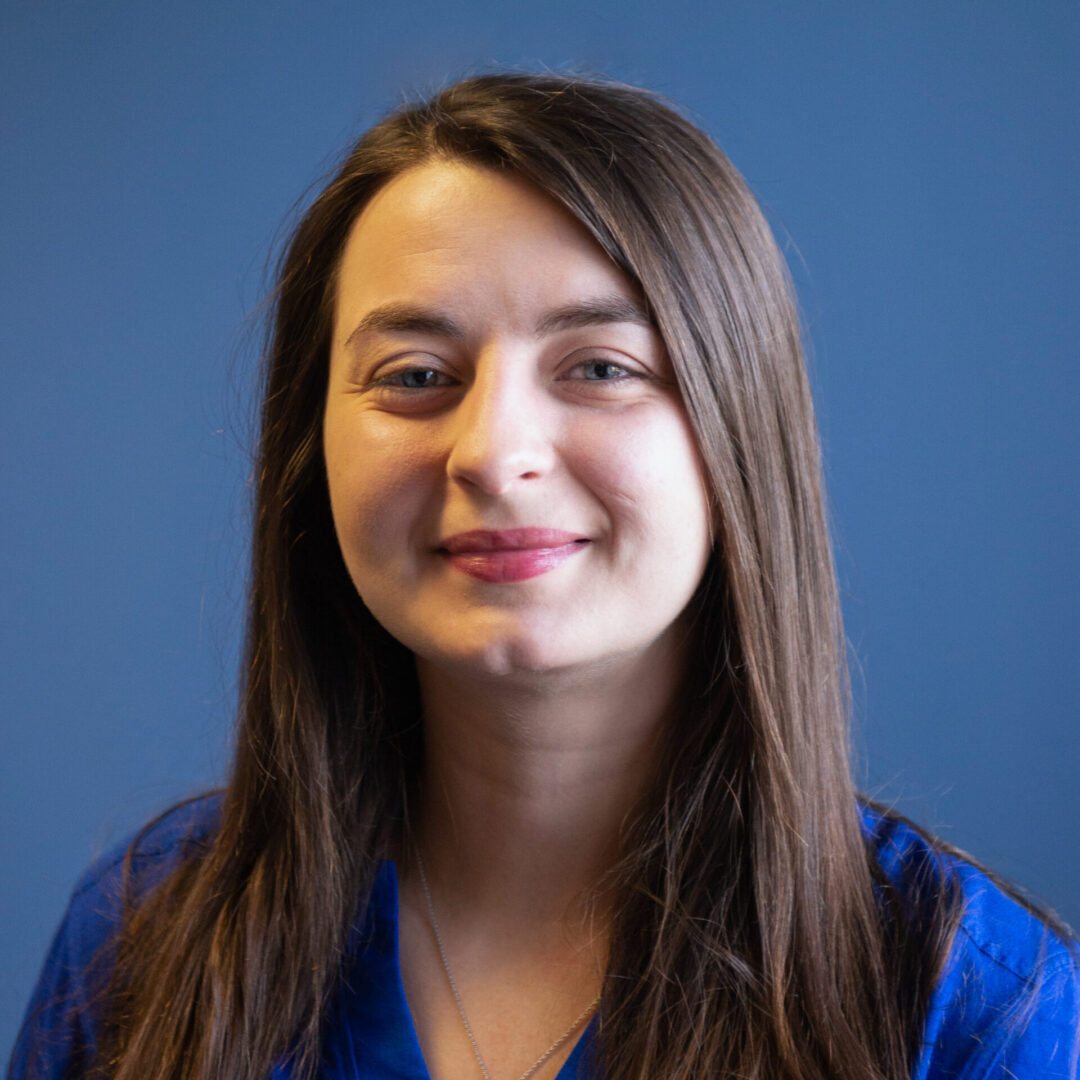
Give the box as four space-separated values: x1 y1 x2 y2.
8 864 123 1080
962 954 1080 1080
8 796 222 1080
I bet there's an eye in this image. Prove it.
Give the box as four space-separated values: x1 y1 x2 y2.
567 358 634 381
369 366 456 390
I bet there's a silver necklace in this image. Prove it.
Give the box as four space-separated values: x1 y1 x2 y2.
413 846 602 1080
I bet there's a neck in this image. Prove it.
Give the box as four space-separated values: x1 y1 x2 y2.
407 637 684 936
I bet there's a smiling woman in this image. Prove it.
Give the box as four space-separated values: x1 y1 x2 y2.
10 72 1080 1080
324 162 711 678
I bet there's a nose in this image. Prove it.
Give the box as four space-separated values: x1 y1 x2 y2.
445 355 555 495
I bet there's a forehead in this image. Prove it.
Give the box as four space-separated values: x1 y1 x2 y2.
332 161 640 337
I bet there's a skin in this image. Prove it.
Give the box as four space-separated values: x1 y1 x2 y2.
324 160 712 1080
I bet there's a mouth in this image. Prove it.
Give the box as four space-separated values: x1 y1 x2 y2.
437 529 591 583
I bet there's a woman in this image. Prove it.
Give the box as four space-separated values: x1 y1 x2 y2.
12 71 1079 1080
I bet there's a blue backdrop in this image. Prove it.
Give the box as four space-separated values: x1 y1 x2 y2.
3 0 1077 1052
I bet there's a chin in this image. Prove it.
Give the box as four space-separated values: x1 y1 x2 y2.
431 637 568 680
408 615 590 682
424 627 653 693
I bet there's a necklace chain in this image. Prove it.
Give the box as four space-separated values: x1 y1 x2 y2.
413 846 601 1080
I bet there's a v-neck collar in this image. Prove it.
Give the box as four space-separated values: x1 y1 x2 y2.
320 861 596 1079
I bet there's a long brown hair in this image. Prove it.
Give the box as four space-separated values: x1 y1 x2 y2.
76 71 963 1079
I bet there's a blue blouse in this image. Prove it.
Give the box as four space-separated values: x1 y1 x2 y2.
10 796 1080 1079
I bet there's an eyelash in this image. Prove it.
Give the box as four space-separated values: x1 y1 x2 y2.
369 357 637 391
371 368 454 390
571 358 633 382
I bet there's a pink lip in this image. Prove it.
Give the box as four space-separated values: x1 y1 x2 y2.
438 529 590 583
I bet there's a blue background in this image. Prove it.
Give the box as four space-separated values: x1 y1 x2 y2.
3 1 1077 1053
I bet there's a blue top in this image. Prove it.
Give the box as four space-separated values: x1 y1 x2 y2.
10 796 1080 1079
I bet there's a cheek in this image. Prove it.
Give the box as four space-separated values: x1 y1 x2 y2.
323 416 435 577
575 410 711 560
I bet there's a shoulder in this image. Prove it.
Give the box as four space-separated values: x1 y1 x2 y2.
57 792 224 960
71 792 223 904
10 794 223 1080
860 800 1080 1080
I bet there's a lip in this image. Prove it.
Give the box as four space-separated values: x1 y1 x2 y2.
439 528 588 554
437 528 590 583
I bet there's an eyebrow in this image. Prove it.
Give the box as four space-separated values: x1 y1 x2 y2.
343 294 653 349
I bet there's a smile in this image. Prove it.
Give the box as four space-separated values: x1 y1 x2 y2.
437 529 590 583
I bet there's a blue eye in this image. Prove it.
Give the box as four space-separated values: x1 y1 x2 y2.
397 369 441 388
373 367 452 390
578 359 630 380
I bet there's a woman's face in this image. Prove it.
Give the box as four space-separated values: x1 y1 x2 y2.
324 161 712 681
